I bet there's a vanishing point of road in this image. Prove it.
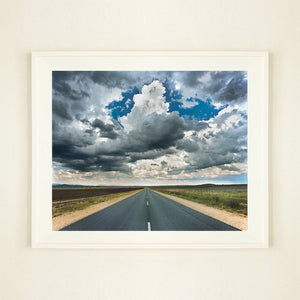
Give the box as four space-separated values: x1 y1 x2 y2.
60 188 239 231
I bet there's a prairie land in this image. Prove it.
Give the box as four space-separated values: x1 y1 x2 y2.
151 184 247 215
52 187 143 217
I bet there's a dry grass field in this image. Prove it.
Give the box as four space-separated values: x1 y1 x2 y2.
151 184 247 215
52 187 143 217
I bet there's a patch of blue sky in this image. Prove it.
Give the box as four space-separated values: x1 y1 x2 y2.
106 79 226 122
106 86 139 120
166 173 247 185
159 79 226 121
163 78 183 102
210 173 247 184
169 98 227 121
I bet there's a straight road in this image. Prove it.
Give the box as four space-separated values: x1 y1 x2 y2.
60 188 239 231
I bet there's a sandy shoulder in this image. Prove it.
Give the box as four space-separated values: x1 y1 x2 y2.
52 190 142 231
151 189 247 231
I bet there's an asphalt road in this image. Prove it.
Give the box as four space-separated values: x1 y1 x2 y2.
60 188 239 231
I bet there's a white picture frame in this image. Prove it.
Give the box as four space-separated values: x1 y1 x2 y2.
32 51 269 248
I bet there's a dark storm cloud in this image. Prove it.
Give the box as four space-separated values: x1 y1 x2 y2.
53 143 90 161
91 71 137 88
173 120 210 153
52 100 72 120
180 71 207 87
52 71 248 179
185 116 247 171
184 120 210 131
53 71 138 91
122 113 185 153
85 129 94 135
179 71 247 103
128 149 176 163
205 71 247 103
53 138 131 173
52 72 188 173
90 71 176 90
94 156 131 172
92 119 114 132
52 122 97 149
92 119 119 139
53 71 90 101
53 71 92 83
53 70 247 103
81 155 131 172
52 112 186 172
217 75 247 102
52 71 74 82
53 81 90 100
55 155 130 173
176 139 199 153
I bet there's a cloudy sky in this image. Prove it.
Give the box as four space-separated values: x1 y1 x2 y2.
52 71 247 186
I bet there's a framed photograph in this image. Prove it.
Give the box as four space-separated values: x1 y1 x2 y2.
32 51 268 248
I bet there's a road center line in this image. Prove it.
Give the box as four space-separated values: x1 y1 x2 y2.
146 201 149 207
147 222 151 231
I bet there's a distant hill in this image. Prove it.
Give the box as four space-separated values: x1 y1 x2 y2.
53 183 247 188
52 184 99 188
148 183 247 188
52 184 143 188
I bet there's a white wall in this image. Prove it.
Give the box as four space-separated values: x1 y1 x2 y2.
0 0 299 299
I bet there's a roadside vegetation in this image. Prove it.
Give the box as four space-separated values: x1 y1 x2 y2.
53 187 143 202
52 187 142 217
151 184 247 215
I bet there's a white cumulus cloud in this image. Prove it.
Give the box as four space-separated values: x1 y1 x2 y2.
120 80 169 131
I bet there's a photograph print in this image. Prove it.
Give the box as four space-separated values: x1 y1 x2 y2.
52 71 248 231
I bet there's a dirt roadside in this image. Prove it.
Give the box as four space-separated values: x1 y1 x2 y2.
52 189 142 231
151 189 247 231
